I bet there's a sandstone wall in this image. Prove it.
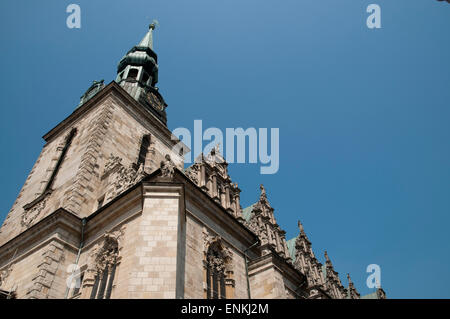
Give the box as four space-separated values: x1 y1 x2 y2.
0 90 183 246
184 199 252 299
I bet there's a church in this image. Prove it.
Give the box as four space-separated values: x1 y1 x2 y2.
0 24 386 299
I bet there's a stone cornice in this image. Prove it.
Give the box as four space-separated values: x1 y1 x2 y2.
83 187 143 250
0 208 82 263
248 245 307 288
0 174 148 265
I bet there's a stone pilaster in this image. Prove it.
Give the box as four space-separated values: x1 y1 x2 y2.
26 242 65 299
128 183 186 298
65 102 115 215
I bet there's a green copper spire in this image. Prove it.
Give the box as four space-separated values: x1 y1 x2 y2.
116 22 159 85
115 22 167 125
138 21 158 50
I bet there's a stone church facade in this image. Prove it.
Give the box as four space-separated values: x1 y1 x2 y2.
0 25 385 299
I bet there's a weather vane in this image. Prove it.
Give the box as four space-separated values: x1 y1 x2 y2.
149 19 159 30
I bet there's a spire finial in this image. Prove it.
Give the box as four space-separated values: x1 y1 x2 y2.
139 20 159 50
260 184 266 195
297 220 305 233
324 250 330 262
259 184 268 201
347 273 352 284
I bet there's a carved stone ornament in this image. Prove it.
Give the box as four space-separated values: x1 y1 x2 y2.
204 144 224 165
21 197 47 228
245 217 258 234
308 288 319 298
377 288 386 299
245 214 269 245
88 226 126 273
185 164 199 185
260 184 267 199
0 264 13 288
202 228 233 272
252 185 273 216
104 155 146 203
160 154 175 179
103 153 123 176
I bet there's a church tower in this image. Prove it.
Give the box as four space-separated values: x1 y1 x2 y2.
0 25 186 299
0 24 182 241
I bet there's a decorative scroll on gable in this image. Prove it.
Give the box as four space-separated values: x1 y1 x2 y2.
185 163 200 185
102 154 146 204
103 154 122 174
21 197 48 229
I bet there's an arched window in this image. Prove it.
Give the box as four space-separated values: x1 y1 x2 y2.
89 236 120 299
204 240 233 299
127 68 139 80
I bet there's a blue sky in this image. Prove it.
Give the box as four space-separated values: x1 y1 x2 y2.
0 0 449 298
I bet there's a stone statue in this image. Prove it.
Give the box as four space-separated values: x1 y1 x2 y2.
160 154 175 178
0 265 12 288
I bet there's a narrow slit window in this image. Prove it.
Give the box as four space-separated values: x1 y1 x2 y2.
135 134 150 169
44 128 77 193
